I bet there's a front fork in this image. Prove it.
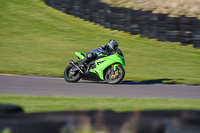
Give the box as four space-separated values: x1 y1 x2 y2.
112 64 119 71
110 64 120 79
111 65 115 75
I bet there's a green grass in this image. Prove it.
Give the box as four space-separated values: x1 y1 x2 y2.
1 95 200 113
0 0 200 85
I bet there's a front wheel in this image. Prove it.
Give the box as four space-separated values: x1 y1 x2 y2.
105 66 125 84
64 65 81 82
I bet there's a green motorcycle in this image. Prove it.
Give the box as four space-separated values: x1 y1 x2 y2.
64 50 125 84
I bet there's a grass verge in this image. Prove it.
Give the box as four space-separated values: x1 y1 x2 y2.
0 95 200 113
0 0 200 85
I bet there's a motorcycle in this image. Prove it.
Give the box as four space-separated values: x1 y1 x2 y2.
64 49 125 84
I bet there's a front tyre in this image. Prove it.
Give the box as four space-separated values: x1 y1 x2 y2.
105 66 125 84
64 65 81 82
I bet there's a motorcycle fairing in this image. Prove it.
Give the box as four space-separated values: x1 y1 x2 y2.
89 53 125 80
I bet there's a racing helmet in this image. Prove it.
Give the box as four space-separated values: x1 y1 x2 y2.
108 40 119 51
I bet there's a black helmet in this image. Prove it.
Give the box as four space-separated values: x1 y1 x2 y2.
108 40 118 51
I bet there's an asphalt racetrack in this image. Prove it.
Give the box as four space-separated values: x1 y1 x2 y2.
0 74 200 99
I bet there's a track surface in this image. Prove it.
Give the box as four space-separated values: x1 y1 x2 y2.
0 74 200 99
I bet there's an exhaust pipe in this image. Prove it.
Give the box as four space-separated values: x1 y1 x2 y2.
69 60 84 74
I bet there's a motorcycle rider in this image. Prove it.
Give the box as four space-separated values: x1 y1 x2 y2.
79 40 119 68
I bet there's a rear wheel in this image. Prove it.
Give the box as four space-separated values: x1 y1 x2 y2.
105 66 125 84
64 65 81 82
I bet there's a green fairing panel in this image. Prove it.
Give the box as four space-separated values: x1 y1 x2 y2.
75 52 85 60
90 53 125 80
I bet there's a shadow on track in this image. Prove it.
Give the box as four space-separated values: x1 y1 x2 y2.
78 79 177 85
120 79 176 85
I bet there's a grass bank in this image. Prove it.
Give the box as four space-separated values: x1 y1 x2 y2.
0 0 200 84
101 0 200 18
1 95 200 113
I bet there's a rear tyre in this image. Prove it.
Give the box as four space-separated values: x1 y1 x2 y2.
105 66 125 84
64 65 81 82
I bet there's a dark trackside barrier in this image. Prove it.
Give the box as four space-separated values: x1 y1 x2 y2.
0 104 24 114
0 104 200 133
43 0 200 49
